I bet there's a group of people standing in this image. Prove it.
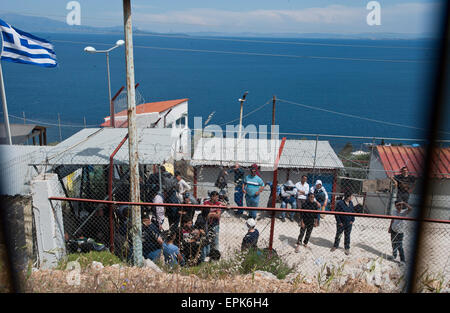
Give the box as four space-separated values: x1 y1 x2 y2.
133 163 415 267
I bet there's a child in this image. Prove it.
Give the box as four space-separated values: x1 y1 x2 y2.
162 230 184 267
388 200 412 264
295 193 319 253
241 218 259 251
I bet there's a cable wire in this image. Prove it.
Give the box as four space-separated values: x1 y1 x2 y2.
218 99 271 126
277 98 450 135
51 39 427 64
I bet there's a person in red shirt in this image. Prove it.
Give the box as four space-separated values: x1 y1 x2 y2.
203 191 223 252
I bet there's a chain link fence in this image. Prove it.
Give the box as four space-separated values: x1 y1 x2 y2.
1 127 443 291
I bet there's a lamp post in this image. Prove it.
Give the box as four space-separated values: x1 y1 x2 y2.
238 91 248 139
84 40 124 128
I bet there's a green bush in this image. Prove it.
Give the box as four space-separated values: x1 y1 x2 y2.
57 251 124 270
239 249 293 279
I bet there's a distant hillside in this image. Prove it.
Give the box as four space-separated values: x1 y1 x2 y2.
0 13 435 40
1 13 127 34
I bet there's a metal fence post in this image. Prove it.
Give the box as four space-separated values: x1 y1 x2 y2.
312 134 319 183
123 0 143 267
268 137 286 256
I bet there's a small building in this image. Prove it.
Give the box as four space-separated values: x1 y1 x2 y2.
191 137 344 208
0 123 47 145
100 99 190 160
367 145 450 218
29 127 184 249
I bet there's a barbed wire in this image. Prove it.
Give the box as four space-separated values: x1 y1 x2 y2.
8 114 99 128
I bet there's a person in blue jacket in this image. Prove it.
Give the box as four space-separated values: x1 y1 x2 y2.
242 163 265 219
330 191 355 255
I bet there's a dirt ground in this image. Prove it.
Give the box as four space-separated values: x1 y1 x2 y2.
205 209 450 291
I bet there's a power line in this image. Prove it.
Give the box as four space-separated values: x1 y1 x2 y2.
218 99 271 126
51 39 427 64
277 98 450 135
134 33 434 51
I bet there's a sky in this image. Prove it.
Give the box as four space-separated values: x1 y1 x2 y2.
0 0 444 35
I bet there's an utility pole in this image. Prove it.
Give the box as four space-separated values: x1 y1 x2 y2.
271 95 276 140
0 63 12 145
238 91 248 139
123 0 143 267
57 113 62 142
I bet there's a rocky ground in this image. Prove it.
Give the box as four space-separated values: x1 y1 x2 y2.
24 261 381 293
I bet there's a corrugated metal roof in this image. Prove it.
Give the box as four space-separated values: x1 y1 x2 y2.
376 145 450 178
0 123 40 145
33 128 180 166
191 138 344 169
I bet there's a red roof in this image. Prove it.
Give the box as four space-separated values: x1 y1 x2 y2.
101 98 188 127
376 145 450 179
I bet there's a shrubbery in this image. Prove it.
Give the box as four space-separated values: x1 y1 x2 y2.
162 248 294 280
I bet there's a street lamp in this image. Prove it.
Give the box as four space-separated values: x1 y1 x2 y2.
238 91 248 139
84 39 125 127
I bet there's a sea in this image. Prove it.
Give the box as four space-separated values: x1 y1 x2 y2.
1 32 448 148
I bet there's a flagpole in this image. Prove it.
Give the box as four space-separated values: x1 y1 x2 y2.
0 62 12 145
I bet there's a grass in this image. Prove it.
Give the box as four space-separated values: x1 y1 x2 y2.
159 248 294 280
417 268 447 293
56 251 124 271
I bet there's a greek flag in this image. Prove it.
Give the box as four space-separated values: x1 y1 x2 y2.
0 18 57 67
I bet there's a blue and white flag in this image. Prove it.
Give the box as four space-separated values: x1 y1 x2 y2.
0 18 57 67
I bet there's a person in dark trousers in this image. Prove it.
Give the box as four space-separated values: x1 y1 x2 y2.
229 162 246 215
215 167 228 193
160 166 181 228
241 218 259 251
279 180 298 222
203 191 223 251
310 180 328 224
391 166 416 203
331 191 355 255
388 200 412 264
142 214 163 261
295 193 319 253
194 208 215 263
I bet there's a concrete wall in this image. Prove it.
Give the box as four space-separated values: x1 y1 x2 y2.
368 153 388 180
31 173 66 269
160 101 188 129
0 145 50 196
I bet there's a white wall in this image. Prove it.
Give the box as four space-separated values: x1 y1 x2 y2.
31 173 67 269
0 145 50 196
159 101 188 129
